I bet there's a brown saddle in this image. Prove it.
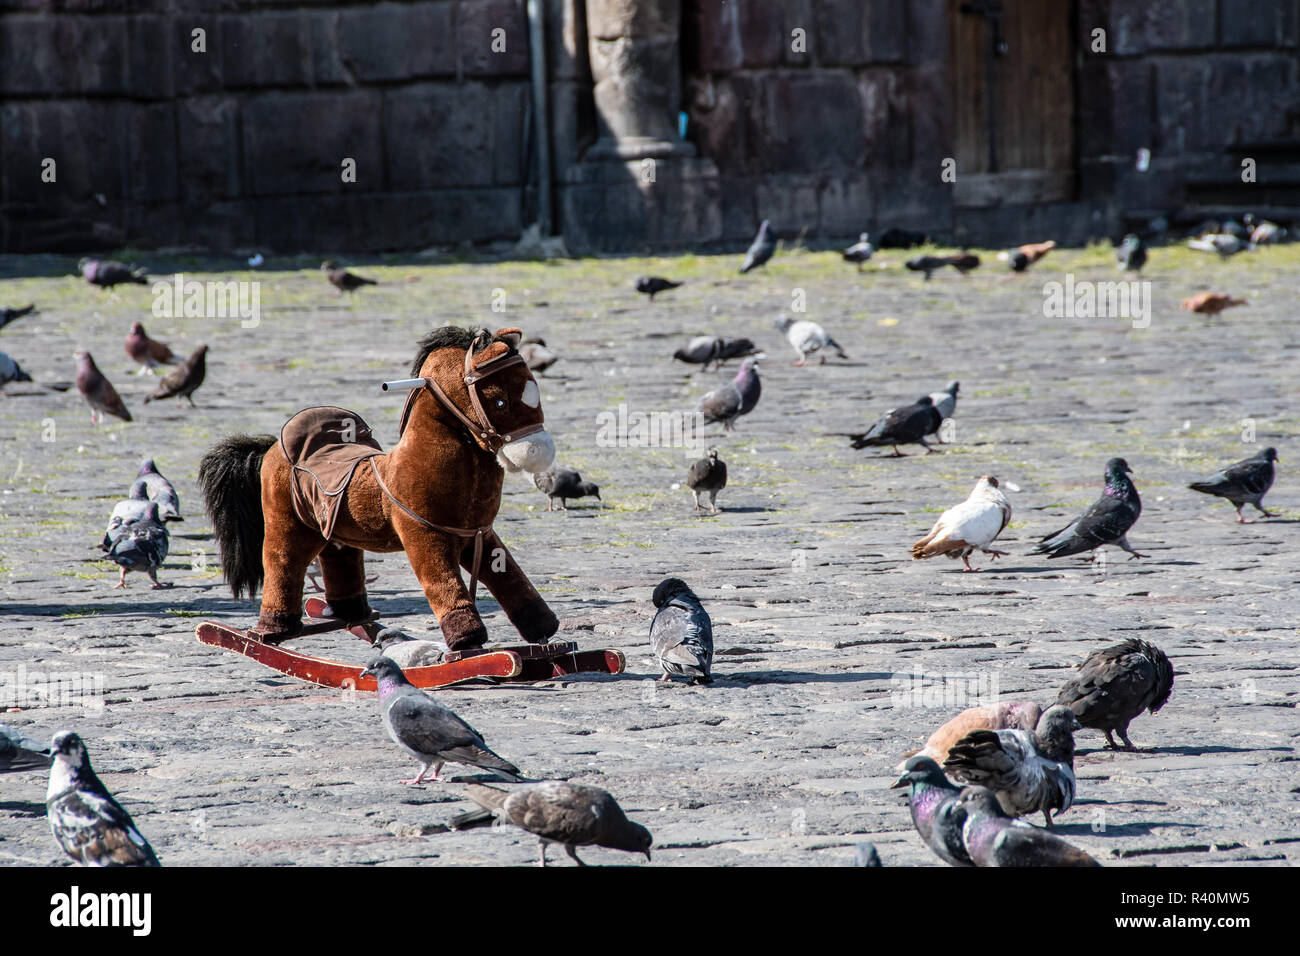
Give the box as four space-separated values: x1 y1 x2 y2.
280 406 383 540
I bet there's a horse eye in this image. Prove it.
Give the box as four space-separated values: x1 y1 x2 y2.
496 399 505 407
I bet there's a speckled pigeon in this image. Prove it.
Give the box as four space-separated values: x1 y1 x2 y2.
1 723 51 773
649 577 714 684
131 458 183 522
358 655 520 784
891 755 973 867
699 358 760 430
106 501 170 589
739 220 776 274
47 731 160 866
848 396 941 455
1057 639 1173 751
1032 458 1145 559
1188 447 1278 522
74 350 132 424
450 781 652 867
944 705 1080 827
100 484 152 553
533 465 600 511
957 787 1100 867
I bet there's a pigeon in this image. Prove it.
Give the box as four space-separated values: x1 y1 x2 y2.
46 731 160 866
79 258 148 290
1116 233 1147 273
1188 447 1278 522
1 724 51 773
635 276 682 300
358 656 521 784
533 466 600 511
944 704 1080 826
649 577 713 684
672 336 758 372
1244 214 1285 245
0 350 33 390
877 227 929 249
906 702 1044 766
927 380 959 440
519 337 559 374
997 240 1056 271
131 458 183 522
945 252 980 275
890 756 972 867
105 502 170 589
450 781 652 867
0 303 35 331
1188 233 1253 257
74 350 132 424
956 786 1100 867
852 843 883 867
842 233 874 271
1181 291 1248 316
904 255 950 280
910 476 1012 572
847 396 941 455
143 344 207 406
739 220 776 274
321 260 377 293
1057 639 1174 752
774 315 847 366
1032 457 1145 560
123 322 178 374
686 447 727 513
698 358 761 430
100 485 153 553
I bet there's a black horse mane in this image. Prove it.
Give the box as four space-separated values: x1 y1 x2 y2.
409 325 498 376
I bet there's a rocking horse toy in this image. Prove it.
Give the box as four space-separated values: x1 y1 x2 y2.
194 326 624 689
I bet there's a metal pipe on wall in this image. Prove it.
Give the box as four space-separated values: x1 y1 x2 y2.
526 0 553 236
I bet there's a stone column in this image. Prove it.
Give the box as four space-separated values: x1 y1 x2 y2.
584 0 694 160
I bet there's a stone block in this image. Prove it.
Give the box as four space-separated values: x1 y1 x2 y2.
458 0 531 77
385 82 495 190
127 103 179 202
242 91 383 196
339 2 458 82
756 72 864 173
178 97 242 201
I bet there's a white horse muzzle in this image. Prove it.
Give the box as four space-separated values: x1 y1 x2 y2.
498 429 556 474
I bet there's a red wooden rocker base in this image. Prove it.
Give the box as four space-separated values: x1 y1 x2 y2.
195 597 626 691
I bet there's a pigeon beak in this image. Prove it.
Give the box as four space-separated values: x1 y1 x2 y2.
644 850 652 862
889 775 909 790
358 666 375 679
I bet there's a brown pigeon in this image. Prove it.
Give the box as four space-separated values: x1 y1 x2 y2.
686 447 727 513
1056 639 1173 751
905 701 1044 766
1181 292 1247 316
124 322 178 374
144 344 207 406
321 260 377 293
997 240 1056 272
74 351 132 423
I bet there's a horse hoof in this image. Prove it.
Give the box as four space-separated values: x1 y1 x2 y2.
318 595 373 624
440 607 489 652
512 598 559 644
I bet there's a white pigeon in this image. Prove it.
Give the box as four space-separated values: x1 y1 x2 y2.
1187 234 1253 257
773 314 847 366
842 233 874 271
910 476 1012 572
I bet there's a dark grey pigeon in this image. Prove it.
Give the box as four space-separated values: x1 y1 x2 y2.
635 276 682 300
673 336 758 372
143 344 207 406
944 705 1080 827
79 258 148 290
852 843 882 866
106 502 170 589
0 350 32 390
131 458 183 522
698 358 760 430
842 233 874 271
649 577 714 684
1116 234 1147 273
100 484 152 553
1032 457 1145 559
1 723 51 773
0 303 35 331
946 252 980 274
686 447 727 513
359 656 521 784
890 755 973 867
1057 639 1173 751
957 787 1100 867
848 396 941 455
739 220 776 274
46 731 160 866
533 465 600 511
321 260 377 293
1188 447 1278 522
450 781 652 867
905 255 950 280
927 380 959 441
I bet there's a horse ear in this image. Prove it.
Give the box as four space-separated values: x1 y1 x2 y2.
495 328 523 350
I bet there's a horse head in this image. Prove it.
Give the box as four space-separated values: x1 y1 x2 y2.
408 326 555 474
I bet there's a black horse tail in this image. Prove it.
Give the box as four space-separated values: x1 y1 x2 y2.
198 434 276 599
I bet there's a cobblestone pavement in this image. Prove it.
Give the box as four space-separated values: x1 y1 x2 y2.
1 243 1297 866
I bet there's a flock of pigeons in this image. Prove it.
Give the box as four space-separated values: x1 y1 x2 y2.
0 213 1290 866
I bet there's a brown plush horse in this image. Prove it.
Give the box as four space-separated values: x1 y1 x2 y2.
198 326 559 651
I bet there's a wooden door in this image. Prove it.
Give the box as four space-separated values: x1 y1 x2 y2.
951 0 1076 207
